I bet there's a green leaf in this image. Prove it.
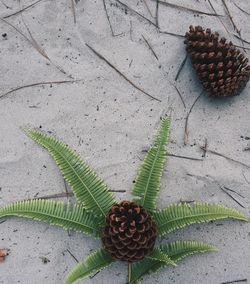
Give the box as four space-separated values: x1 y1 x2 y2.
132 117 171 211
130 241 216 283
0 199 100 237
153 202 249 236
25 129 117 218
146 248 176 266
65 248 114 284
160 240 217 262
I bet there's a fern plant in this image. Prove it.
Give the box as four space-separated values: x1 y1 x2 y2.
0 117 248 284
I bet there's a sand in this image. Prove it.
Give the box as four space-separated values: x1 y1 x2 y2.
0 0 250 283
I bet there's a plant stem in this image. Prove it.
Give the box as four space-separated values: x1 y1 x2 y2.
128 263 132 283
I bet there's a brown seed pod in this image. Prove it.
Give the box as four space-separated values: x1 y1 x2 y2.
101 201 157 262
184 25 250 97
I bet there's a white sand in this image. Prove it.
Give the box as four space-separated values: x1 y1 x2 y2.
0 0 250 283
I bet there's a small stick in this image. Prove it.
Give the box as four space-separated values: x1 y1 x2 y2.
89 271 100 279
158 0 224 16
242 172 250 184
200 146 250 169
66 249 79 263
86 43 161 102
235 44 250 51
0 79 81 100
220 279 247 284
36 192 74 200
0 17 72 78
180 199 195 204
142 0 154 18
3 0 43 19
159 30 185 38
102 0 115 36
184 91 203 145
115 0 157 27
155 0 159 27
168 153 202 161
70 0 76 24
142 35 158 60
0 220 6 224
221 0 246 50
221 0 239 33
234 2 250 16
220 187 244 209
36 189 125 200
175 54 188 81
207 0 229 34
1 0 12 9
63 179 70 199
223 186 245 199
173 85 186 108
202 138 208 158
129 20 133 41
233 34 250 45
0 17 49 60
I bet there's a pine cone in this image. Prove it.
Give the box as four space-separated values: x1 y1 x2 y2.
184 25 250 97
102 201 157 262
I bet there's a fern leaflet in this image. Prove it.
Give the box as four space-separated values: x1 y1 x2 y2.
130 241 216 283
65 248 114 284
25 129 117 218
0 199 100 236
153 202 248 236
132 117 170 211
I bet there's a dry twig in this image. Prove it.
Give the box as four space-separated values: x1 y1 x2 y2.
155 0 159 27
184 91 203 145
175 54 188 81
207 0 229 34
86 43 161 102
200 146 250 169
220 186 244 208
0 17 71 78
0 80 81 100
142 0 154 18
168 153 202 161
70 0 76 24
159 30 185 38
234 2 250 16
142 35 158 60
3 0 44 19
173 85 186 108
115 0 157 27
158 0 224 16
220 280 247 284
66 249 79 263
102 0 115 36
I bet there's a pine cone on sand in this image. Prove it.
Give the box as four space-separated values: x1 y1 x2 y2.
185 25 250 97
102 201 157 262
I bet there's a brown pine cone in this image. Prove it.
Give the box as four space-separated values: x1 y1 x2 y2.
102 201 157 262
184 25 250 97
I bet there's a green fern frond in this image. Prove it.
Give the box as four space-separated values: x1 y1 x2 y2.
146 248 176 266
160 240 217 262
130 241 216 283
153 202 249 236
65 248 114 284
24 129 117 218
0 199 100 236
132 117 171 211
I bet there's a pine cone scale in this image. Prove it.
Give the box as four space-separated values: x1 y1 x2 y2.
102 201 157 262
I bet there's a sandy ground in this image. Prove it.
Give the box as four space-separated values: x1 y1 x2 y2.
0 0 250 283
